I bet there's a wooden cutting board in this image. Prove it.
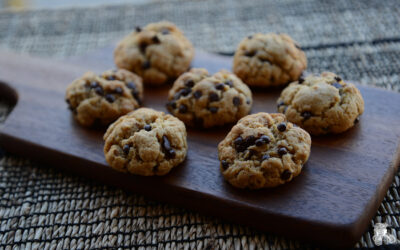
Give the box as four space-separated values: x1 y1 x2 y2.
0 46 399 248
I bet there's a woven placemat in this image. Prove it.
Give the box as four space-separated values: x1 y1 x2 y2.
1 0 400 248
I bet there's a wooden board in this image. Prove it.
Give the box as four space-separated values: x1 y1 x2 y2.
0 46 400 248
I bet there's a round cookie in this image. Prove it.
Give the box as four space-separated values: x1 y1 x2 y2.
233 33 307 87
114 21 194 86
277 72 364 135
65 69 143 127
218 113 311 189
103 108 187 176
166 68 253 128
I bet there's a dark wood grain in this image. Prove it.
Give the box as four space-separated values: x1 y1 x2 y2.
0 47 399 247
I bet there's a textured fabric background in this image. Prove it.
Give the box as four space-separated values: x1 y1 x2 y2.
1 0 400 248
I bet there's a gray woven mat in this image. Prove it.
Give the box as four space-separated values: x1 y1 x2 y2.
1 0 400 248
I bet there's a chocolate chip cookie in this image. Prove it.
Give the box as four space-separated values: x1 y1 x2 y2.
65 69 143 127
104 108 187 176
277 72 364 135
166 68 253 128
114 21 194 86
218 113 311 189
233 33 307 87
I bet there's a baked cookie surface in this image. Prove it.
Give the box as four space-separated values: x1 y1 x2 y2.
277 72 364 135
218 113 311 189
114 21 194 85
65 69 143 127
167 68 252 128
103 108 187 176
233 33 307 87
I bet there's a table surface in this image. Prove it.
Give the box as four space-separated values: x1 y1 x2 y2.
1 1 400 249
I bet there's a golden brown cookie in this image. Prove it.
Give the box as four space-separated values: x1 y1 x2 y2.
65 69 143 127
233 33 307 87
167 68 252 128
277 72 364 135
218 113 311 189
114 21 194 86
104 108 187 176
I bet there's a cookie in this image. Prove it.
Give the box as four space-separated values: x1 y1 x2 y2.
103 108 187 176
114 21 194 86
218 113 311 189
65 69 143 127
233 33 307 87
277 72 364 135
166 68 253 128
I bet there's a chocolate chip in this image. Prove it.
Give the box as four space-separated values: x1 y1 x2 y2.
114 87 123 94
179 104 188 113
152 36 160 43
174 88 191 100
295 44 301 50
245 135 256 147
277 101 285 107
185 79 195 88
107 76 116 81
261 154 270 162
302 111 312 120
193 90 202 99
167 149 176 158
209 92 219 102
126 82 136 89
277 123 286 132
90 81 99 88
161 28 170 35
153 165 159 172
215 83 225 90
247 35 253 39
105 94 116 103
167 101 177 109
132 89 140 100
234 136 246 152
281 170 292 180
162 135 175 158
162 135 172 149
260 135 270 144
221 160 229 170
168 149 176 158
245 51 256 57
278 147 288 156
144 124 151 131
135 95 142 105
354 116 360 124
332 82 343 89
334 76 342 82
209 107 218 113
255 138 265 147
225 80 233 87
181 88 191 96
142 61 151 69
233 97 241 106
94 86 104 96
122 144 130 154
298 77 304 84
139 42 148 53
246 99 251 105
135 26 142 32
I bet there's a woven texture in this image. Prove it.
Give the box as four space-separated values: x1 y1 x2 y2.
1 0 400 248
